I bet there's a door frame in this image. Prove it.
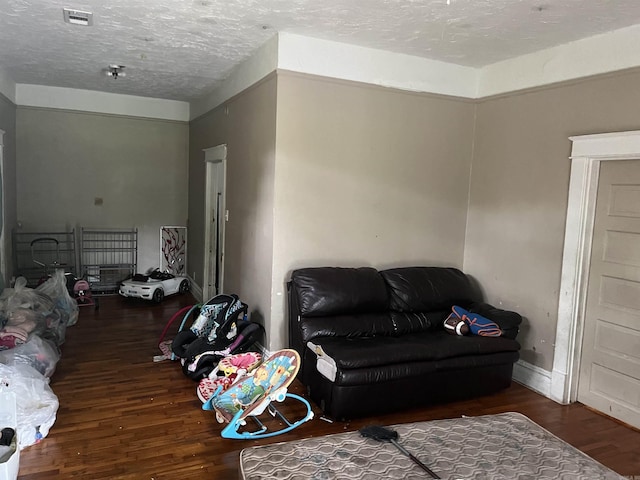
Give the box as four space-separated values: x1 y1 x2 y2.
0 129 6 289
203 144 227 301
552 130 640 404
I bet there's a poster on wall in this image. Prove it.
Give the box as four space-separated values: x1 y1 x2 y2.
160 226 187 275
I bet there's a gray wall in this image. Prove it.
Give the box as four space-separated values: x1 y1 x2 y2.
0 93 17 286
466 69 640 371
16 107 189 273
269 73 476 349
188 75 277 336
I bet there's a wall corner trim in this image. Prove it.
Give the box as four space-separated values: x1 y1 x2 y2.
189 35 279 120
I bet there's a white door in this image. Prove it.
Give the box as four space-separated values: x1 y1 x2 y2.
203 145 227 300
578 159 640 429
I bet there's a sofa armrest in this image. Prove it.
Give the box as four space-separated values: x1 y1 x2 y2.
288 267 390 360
287 280 305 358
467 302 522 340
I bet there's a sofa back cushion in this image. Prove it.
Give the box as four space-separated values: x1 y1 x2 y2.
381 267 479 312
290 267 389 317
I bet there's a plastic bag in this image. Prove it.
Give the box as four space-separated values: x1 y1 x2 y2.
39 310 66 347
36 270 78 329
0 335 60 378
0 278 53 320
1 308 48 346
0 363 58 449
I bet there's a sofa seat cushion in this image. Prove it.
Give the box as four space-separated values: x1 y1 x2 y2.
307 331 520 384
337 351 519 385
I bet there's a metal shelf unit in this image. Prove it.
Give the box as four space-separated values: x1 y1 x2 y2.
12 229 77 287
80 228 137 295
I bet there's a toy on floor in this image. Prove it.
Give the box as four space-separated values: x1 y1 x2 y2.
171 294 264 380
156 304 201 362
73 278 98 310
119 268 190 303
171 294 247 366
182 322 263 380
202 349 313 439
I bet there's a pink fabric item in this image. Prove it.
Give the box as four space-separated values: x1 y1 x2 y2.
1 326 28 342
0 332 25 349
158 340 173 358
197 376 233 403
217 352 262 377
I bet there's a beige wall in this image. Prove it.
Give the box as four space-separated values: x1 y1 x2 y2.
16 107 188 272
9 64 637 372
466 69 640 371
188 75 277 335
0 93 17 287
270 72 476 349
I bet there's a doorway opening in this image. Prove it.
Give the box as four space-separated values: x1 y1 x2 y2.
0 129 6 290
552 131 640 425
203 145 227 301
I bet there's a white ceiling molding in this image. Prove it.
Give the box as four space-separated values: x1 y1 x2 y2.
9 23 640 120
16 84 190 122
190 26 640 116
190 35 279 121
188 32 479 120
0 68 16 104
277 33 479 99
479 24 640 98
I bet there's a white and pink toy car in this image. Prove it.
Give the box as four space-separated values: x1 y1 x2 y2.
119 268 189 303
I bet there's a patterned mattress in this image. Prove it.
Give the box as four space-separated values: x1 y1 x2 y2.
240 412 625 479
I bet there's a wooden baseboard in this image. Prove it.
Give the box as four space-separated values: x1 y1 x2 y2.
513 360 552 399
188 276 203 302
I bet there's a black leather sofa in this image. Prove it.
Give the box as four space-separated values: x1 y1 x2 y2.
288 266 522 420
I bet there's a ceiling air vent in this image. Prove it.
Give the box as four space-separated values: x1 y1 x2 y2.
63 8 93 26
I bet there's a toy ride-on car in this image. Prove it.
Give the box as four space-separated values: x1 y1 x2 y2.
119 268 190 303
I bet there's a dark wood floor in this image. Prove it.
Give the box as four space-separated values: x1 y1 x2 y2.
17 294 640 479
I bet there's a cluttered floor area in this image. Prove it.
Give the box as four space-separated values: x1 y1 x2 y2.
17 295 640 479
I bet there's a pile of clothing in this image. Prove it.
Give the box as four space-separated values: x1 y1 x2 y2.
0 271 78 449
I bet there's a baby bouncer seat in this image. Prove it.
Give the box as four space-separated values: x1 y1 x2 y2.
202 349 314 439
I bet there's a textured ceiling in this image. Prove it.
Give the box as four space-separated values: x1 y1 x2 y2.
2 0 640 102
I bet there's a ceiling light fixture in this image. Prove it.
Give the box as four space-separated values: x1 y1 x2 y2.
105 65 126 79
